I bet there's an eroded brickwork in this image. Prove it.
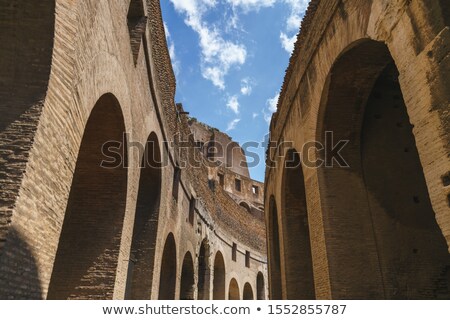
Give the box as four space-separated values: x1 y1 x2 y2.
265 0 450 299
0 0 267 300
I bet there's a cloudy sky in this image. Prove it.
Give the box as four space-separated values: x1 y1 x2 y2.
161 0 309 182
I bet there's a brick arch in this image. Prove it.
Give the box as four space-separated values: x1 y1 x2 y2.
213 251 226 300
256 272 265 300
180 251 195 300
158 233 177 299
316 39 450 299
125 132 162 299
47 93 128 299
228 278 240 300
243 282 253 300
281 149 315 300
267 195 282 299
197 238 211 300
239 202 251 213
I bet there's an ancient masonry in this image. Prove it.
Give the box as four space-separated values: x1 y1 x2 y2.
0 0 267 299
265 0 450 299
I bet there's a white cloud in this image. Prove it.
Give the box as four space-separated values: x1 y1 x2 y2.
226 0 276 12
279 0 309 53
263 91 280 124
267 92 279 112
252 112 259 119
164 23 181 76
169 0 247 89
226 118 241 131
280 32 296 53
240 78 253 95
227 95 240 114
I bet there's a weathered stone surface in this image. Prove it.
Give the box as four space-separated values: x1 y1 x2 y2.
0 0 267 300
266 0 450 300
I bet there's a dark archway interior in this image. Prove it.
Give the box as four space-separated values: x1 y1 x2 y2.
318 40 450 299
282 150 315 299
240 202 251 213
213 251 225 300
125 133 161 299
48 93 128 299
268 196 282 299
243 282 254 300
197 239 210 300
228 278 240 300
158 233 177 300
180 252 195 300
257 272 265 300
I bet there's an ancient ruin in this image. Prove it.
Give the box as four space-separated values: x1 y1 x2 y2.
0 0 266 299
1 0 449 301
265 0 450 299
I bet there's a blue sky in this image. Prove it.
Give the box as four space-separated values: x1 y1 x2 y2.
161 0 309 182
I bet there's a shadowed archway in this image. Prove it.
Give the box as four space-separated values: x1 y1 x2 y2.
281 149 315 299
213 251 225 300
197 239 211 300
317 39 450 299
180 252 195 300
158 233 177 300
267 196 282 299
125 133 162 299
48 93 128 300
228 278 240 300
243 282 253 300
257 272 265 300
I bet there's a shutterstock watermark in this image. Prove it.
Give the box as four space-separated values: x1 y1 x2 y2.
100 131 349 170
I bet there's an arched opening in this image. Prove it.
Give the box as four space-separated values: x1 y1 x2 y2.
243 282 254 300
228 278 240 300
267 196 282 299
158 233 177 299
180 252 195 300
281 149 315 299
47 93 127 299
317 40 450 299
197 239 211 300
213 251 225 300
257 272 265 300
239 202 251 213
125 133 161 299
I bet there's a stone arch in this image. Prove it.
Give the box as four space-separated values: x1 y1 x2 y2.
316 39 450 299
213 251 226 300
158 233 177 300
243 282 253 300
180 251 195 300
267 196 282 299
281 149 315 299
228 278 240 300
47 93 128 299
197 238 211 300
125 132 162 299
239 202 251 213
257 272 265 300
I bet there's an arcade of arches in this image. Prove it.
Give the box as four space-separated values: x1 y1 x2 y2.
265 0 450 299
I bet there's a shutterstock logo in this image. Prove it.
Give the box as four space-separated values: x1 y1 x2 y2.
99 131 349 170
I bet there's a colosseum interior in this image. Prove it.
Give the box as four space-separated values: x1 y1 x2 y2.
0 0 449 300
